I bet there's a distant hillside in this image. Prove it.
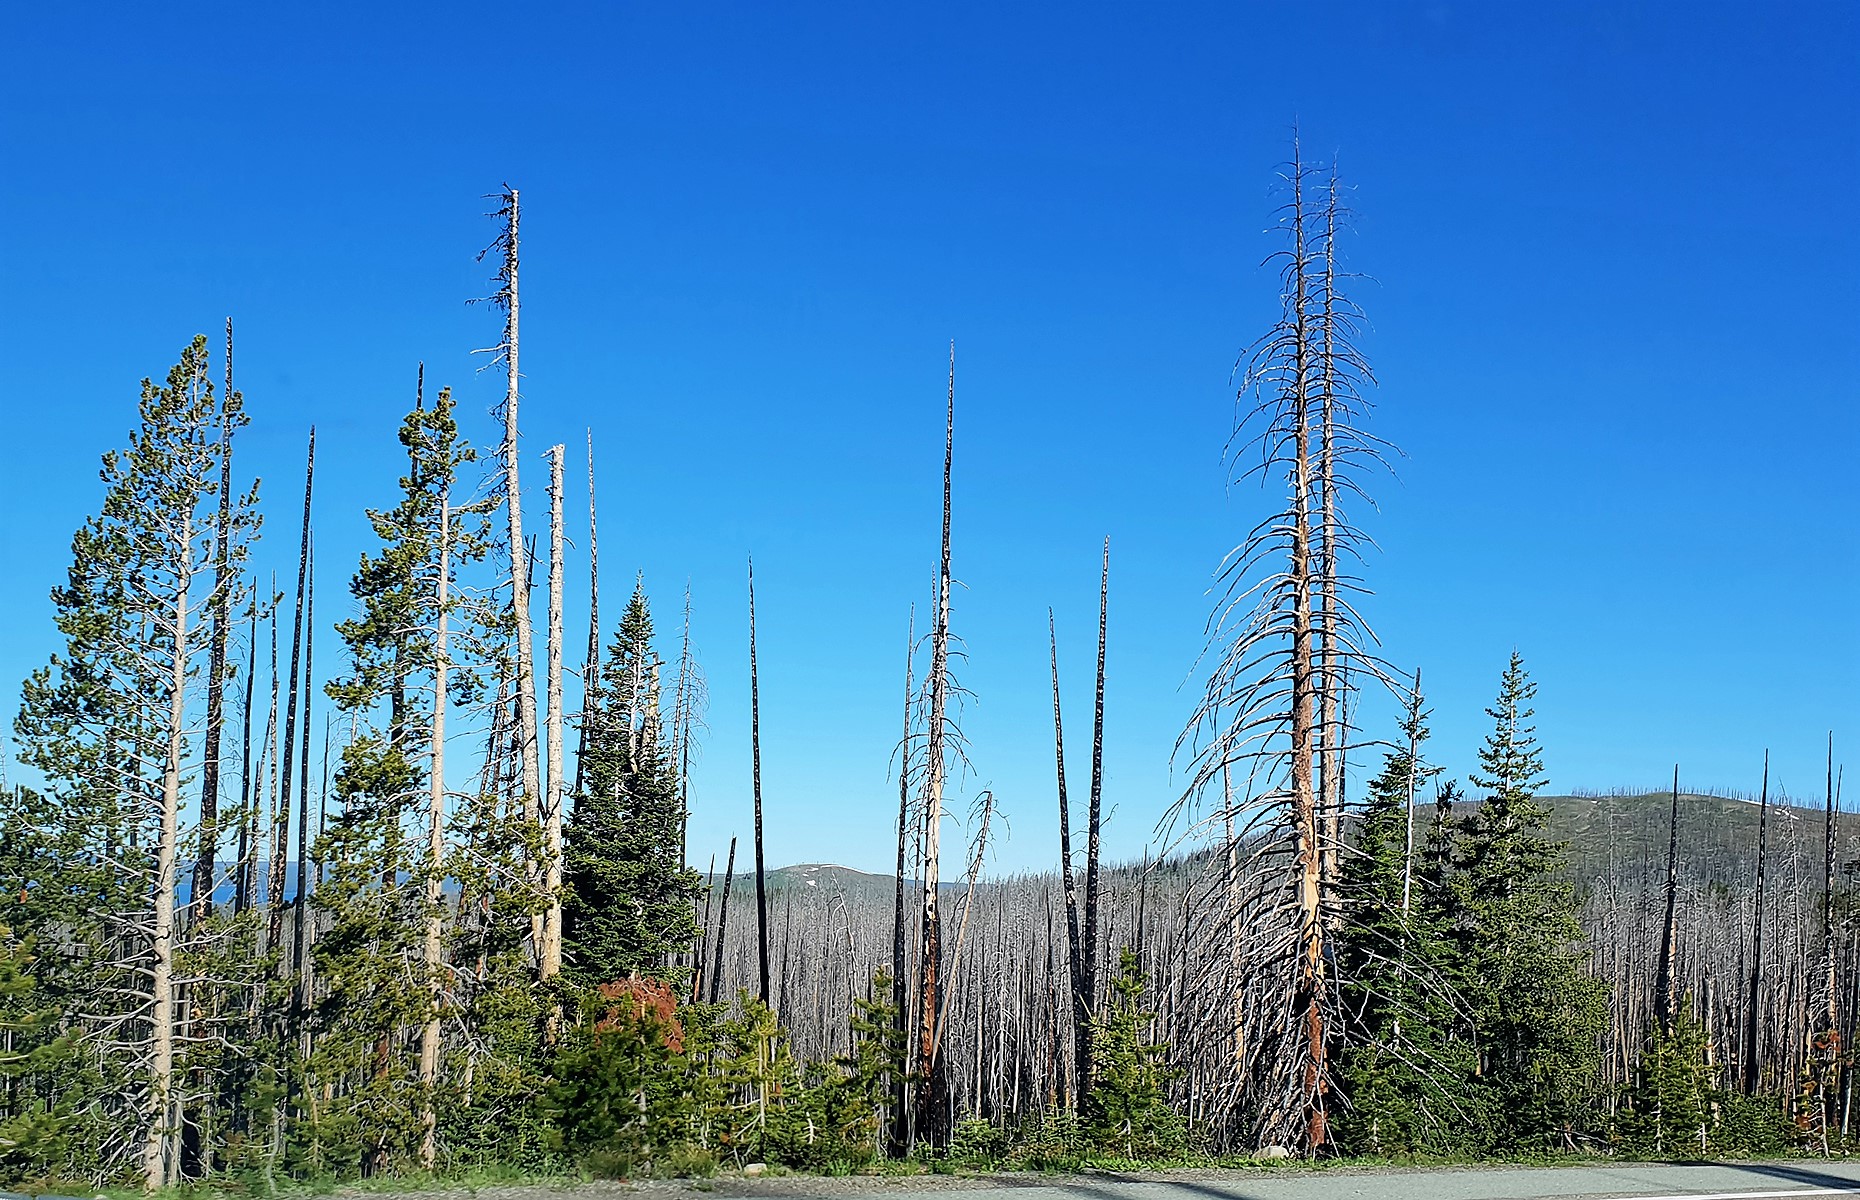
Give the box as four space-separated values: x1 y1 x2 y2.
1543 788 1855 888
717 790 1852 900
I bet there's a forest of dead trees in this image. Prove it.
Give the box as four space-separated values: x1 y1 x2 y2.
0 158 1849 1192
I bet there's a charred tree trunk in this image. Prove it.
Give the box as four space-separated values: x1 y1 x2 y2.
1049 609 1084 1109
1656 765 1681 1035
193 318 239 917
1745 752 1771 1093
269 429 314 953
576 431 600 801
1079 540 1109 1103
748 557 772 1007
234 602 260 915
893 610 915 1151
710 836 738 1006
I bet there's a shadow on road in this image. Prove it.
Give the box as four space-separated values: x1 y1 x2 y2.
1652 1158 1860 1190
1047 1175 1267 1200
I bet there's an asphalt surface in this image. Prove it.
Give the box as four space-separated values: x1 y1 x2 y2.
679 1161 1860 1200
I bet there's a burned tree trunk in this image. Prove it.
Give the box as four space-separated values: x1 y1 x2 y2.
269 429 314 953
748 558 772 1007
710 836 738 1006
893 610 915 1150
193 318 240 917
1745 752 1770 1093
1079 540 1109 1103
1656 765 1681 1035
1049 610 1084 1108
916 345 957 1146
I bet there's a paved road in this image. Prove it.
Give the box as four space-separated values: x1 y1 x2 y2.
768 1162 1860 1200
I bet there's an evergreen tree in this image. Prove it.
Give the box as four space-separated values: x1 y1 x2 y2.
311 388 488 1173
562 584 702 987
1618 1005 1713 1157
1084 949 1185 1161
0 923 76 1183
9 337 256 1186
1334 690 1484 1156
1454 653 1607 1151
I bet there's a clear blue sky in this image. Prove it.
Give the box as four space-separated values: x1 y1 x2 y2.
2 2 1854 874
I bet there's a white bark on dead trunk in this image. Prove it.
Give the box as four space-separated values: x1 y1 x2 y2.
496 190 546 967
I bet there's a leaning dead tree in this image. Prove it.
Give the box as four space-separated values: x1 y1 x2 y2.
1173 143 1388 1154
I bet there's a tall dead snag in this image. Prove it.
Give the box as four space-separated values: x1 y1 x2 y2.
193 318 242 916
1312 167 1371 891
893 609 916 1151
1079 540 1110 1102
1049 610 1083 1108
1655 765 1681 1035
1399 668 1423 919
476 186 546 972
293 535 316 988
916 344 957 1146
270 428 315 953
1174 143 1386 1154
747 557 772 1006
234 602 261 915
709 836 738 1005
576 431 600 800
540 444 567 981
1744 752 1770 1093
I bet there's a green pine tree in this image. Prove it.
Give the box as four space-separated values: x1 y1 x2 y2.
9 336 257 1185
562 583 701 988
1334 688 1485 1156
1084 949 1186 1161
1454 653 1607 1152
0 923 76 1184
311 388 489 1174
1618 1005 1714 1157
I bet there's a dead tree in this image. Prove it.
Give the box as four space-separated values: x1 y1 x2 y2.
192 318 242 917
1745 752 1771 1093
748 557 772 1006
540 444 567 980
1077 541 1111 1103
1174 142 1386 1154
1049 609 1083 1107
916 343 957 1145
1656 765 1681 1035
269 428 314 953
893 608 916 1150
233 602 261 915
291 532 317 1040
577 431 600 800
710 836 738 1006
476 187 546 970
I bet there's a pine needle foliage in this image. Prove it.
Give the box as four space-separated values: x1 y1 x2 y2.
563 584 701 987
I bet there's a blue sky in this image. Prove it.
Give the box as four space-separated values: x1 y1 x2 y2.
2 2 1854 874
